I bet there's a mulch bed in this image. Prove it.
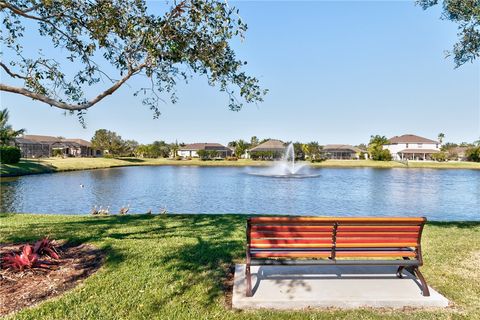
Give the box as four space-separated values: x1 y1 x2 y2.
0 242 104 316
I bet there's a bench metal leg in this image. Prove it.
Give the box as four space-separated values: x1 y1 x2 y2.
396 266 405 278
413 267 430 296
245 264 253 297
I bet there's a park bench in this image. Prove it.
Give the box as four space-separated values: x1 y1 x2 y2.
245 216 429 297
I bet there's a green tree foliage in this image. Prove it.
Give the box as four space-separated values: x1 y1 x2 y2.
441 142 458 151
0 0 267 124
91 129 125 156
466 146 480 162
0 108 25 145
196 149 208 160
234 139 249 158
292 142 305 160
0 145 21 163
417 0 480 67
135 141 171 158
368 135 392 161
122 140 139 157
437 132 445 144
249 150 283 160
250 136 259 147
196 149 220 160
302 141 325 162
431 152 447 162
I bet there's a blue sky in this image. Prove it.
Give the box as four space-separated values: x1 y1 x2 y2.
1 1 479 145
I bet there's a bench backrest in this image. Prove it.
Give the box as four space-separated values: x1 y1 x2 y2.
247 217 426 262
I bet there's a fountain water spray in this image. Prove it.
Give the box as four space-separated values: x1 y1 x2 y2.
248 143 319 178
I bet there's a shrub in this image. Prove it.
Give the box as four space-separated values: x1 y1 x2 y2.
466 146 480 162
196 149 209 160
431 152 447 162
0 146 21 164
226 156 238 161
52 149 63 157
370 149 392 161
175 155 183 160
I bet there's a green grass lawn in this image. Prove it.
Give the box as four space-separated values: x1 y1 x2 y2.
1 213 479 319
1 157 479 177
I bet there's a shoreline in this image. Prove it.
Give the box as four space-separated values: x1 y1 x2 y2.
3 212 480 222
1 157 479 177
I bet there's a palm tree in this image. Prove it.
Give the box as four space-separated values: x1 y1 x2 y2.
0 108 25 145
437 133 445 144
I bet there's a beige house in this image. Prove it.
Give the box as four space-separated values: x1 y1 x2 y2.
247 139 286 159
177 143 232 158
15 135 100 158
383 134 440 161
321 144 365 160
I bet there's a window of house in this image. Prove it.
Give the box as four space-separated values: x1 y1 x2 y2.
418 143 423 148
406 143 409 148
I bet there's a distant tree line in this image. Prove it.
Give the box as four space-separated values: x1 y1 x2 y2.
91 129 184 158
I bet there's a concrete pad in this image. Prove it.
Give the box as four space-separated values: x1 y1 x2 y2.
232 264 449 309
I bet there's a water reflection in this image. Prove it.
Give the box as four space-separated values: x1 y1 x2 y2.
0 166 479 220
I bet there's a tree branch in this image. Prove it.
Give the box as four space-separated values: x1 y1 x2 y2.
0 63 145 111
0 62 27 79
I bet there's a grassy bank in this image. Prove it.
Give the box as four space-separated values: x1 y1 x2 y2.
1 213 479 319
1 157 479 177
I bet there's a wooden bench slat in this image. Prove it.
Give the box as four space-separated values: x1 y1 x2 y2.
251 239 332 244
251 243 333 249
249 217 426 223
335 238 419 243
251 226 334 232
336 232 419 237
251 251 331 258
251 231 333 238
336 226 421 232
335 251 417 257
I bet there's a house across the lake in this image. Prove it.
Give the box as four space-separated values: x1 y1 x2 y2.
177 143 233 158
247 139 286 159
321 144 365 160
383 134 440 161
15 135 101 158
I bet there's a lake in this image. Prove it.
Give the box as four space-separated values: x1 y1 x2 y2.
1 166 479 220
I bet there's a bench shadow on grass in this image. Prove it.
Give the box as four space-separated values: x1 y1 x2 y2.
146 214 245 310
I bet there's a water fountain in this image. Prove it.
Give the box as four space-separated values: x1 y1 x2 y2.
248 143 320 178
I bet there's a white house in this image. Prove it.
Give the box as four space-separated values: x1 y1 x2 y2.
383 134 441 161
177 143 232 158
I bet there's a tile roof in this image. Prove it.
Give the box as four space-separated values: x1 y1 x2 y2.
248 139 286 152
180 143 229 151
322 144 362 153
388 134 439 144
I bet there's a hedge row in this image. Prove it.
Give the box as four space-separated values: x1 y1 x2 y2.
0 146 21 164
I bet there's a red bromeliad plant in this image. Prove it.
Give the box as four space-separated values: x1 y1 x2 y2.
34 237 60 260
1 237 61 271
2 245 40 271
